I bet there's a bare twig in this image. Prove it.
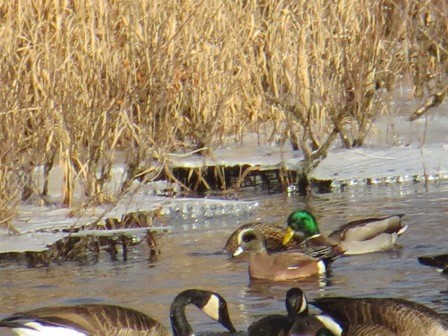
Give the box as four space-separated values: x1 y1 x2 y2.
409 84 448 121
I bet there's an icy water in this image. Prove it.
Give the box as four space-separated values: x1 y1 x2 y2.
0 182 447 335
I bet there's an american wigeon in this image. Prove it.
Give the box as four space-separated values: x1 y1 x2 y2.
235 228 337 281
225 221 305 255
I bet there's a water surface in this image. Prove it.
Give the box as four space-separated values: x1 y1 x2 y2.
0 182 447 334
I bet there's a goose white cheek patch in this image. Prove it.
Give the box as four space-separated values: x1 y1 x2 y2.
299 294 308 314
201 295 220 321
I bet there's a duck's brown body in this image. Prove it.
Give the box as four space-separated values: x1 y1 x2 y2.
248 248 325 281
234 228 334 281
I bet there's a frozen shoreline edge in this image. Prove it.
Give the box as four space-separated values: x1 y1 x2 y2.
1 114 448 254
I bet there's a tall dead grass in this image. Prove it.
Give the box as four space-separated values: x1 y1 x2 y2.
0 0 447 225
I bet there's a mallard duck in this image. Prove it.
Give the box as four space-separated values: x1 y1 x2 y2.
234 228 337 281
418 253 448 275
0 289 236 336
225 222 305 255
248 287 332 336
283 210 406 255
311 296 448 336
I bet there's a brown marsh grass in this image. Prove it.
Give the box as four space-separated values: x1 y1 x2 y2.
0 0 447 228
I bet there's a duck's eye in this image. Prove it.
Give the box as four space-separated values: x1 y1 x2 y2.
243 232 257 242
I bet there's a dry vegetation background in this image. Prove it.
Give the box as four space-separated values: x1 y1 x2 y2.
0 0 447 227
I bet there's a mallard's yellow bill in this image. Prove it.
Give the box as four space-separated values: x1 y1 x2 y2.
283 227 295 245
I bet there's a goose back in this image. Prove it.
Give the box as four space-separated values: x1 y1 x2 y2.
312 297 448 336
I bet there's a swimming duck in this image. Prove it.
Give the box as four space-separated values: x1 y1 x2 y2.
248 287 331 336
0 289 236 336
234 228 337 281
311 296 448 336
283 210 406 255
418 253 448 275
225 221 305 255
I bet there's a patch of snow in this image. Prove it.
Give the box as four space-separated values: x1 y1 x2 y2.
311 143 448 185
0 232 67 253
2 103 448 255
168 141 298 169
363 115 448 146
1 196 258 253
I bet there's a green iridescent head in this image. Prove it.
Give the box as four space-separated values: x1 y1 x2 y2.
287 210 321 237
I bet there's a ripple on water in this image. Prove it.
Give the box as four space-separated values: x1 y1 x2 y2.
1 183 447 333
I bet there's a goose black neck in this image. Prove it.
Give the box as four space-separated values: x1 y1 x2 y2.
170 289 210 336
170 292 194 336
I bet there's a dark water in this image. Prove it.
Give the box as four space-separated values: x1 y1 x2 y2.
0 182 447 334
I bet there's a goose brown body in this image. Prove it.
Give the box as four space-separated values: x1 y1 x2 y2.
0 289 236 336
0 304 168 336
312 296 448 336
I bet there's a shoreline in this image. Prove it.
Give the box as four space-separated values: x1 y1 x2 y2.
1 114 447 258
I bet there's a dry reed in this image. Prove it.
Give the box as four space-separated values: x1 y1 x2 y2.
0 0 446 227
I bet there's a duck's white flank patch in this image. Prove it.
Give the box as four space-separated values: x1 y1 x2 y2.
202 294 220 321
315 315 343 336
311 233 322 239
14 322 86 336
233 246 244 256
317 260 326 274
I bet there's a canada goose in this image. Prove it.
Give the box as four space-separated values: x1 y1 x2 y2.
224 222 305 255
234 228 337 281
0 289 236 336
311 296 448 336
283 210 406 255
418 253 448 275
248 287 330 336
313 328 336 336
